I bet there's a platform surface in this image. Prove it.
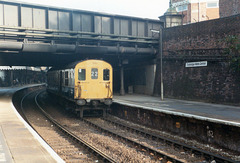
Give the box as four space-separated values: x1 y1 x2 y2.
114 94 240 127
0 86 63 163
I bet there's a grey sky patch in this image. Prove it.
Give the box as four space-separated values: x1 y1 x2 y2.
14 0 169 19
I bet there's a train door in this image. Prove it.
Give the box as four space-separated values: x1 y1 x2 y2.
59 71 63 94
87 67 112 99
88 68 100 98
102 68 112 98
75 68 86 99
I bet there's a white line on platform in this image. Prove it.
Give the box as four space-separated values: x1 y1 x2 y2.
114 99 240 127
11 102 65 163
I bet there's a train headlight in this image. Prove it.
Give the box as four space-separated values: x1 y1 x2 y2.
104 99 112 105
76 99 86 106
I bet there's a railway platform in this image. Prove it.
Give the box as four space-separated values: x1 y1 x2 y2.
0 86 63 163
114 94 240 127
113 94 240 153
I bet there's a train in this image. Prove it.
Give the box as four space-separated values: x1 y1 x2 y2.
47 59 113 117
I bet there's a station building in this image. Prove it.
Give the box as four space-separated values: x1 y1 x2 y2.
0 66 47 86
171 0 219 24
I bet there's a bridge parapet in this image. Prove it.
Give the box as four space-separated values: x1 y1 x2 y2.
0 0 162 56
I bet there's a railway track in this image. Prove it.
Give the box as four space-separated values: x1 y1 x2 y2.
101 117 237 163
21 90 116 163
19 89 237 162
83 118 185 163
35 90 186 162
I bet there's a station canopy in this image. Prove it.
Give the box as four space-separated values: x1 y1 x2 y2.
0 66 47 72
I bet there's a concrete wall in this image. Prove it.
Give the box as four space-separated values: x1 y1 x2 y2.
114 64 156 95
154 14 240 105
133 65 156 95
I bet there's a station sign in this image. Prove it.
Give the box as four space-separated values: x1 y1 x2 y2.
185 61 207 68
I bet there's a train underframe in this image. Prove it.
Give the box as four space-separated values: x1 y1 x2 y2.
48 91 111 118
74 105 110 118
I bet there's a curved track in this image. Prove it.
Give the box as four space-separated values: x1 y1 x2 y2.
21 90 185 162
18 88 237 162
21 89 115 162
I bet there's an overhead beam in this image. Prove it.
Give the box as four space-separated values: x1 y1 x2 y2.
0 41 156 55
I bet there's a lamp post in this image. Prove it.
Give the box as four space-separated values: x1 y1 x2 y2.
151 27 164 100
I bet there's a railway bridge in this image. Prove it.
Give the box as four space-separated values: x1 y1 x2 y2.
0 0 163 95
0 0 162 67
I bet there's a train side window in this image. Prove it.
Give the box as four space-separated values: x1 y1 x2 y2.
61 71 64 85
91 68 98 79
103 69 110 81
78 69 86 81
65 71 69 86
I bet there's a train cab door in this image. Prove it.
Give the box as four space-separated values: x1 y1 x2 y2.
88 68 100 98
75 68 86 99
102 68 112 98
87 67 112 99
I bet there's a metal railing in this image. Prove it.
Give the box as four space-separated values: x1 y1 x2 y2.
0 25 158 45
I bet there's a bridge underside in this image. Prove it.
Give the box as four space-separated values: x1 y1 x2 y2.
0 50 155 67
0 25 158 67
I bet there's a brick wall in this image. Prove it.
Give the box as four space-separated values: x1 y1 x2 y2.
154 15 240 105
220 0 240 17
163 15 240 51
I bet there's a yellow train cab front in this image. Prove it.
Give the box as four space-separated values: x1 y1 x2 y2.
74 60 113 104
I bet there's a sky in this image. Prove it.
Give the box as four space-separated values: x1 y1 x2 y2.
13 0 170 20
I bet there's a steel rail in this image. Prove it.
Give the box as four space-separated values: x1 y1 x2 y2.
103 117 237 163
20 90 40 127
82 118 184 163
34 91 116 163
